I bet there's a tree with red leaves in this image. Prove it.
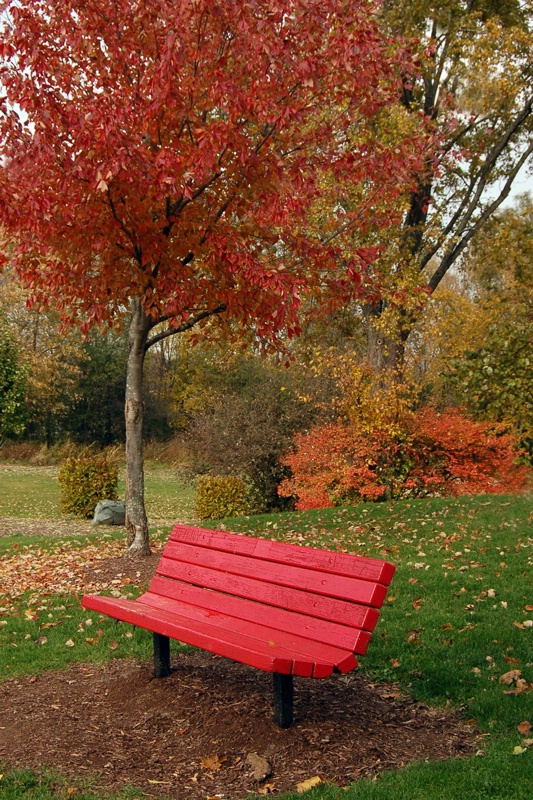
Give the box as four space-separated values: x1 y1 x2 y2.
0 0 425 554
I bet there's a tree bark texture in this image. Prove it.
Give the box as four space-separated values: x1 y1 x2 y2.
364 302 409 383
125 299 152 556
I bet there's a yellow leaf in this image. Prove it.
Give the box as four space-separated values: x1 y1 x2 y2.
200 754 226 772
499 669 521 685
258 783 276 795
297 776 322 793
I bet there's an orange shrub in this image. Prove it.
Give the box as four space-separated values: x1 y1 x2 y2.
279 407 530 510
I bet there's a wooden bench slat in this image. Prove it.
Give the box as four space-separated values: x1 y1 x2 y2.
155 555 380 632
145 574 372 654
161 540 388 606
141 591 358 674
83 593 305 675
171 525 395 585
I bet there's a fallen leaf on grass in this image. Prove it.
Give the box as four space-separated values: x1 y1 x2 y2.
504 680 531 695
65 639 75 647
513 746 528 755
407 630 421 645
297 776 322 793
503 655 521 665
518 721 532 736
390 658 401 668
499 670 522 685
0 538 148 608
458 623 476 633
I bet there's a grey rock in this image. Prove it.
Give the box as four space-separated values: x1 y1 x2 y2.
92 499 125 526
246 752 272 782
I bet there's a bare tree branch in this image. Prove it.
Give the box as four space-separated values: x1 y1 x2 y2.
145 304 227 351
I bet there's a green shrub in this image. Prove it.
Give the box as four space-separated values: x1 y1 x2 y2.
57 454 119 517
195 475 252 520
185 355 327 512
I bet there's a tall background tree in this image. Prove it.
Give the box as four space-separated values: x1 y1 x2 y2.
364 0 533 375
0 0 426 554
443 194 533 460
0 312 27 440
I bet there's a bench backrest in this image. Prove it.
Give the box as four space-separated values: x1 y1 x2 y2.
144 524 395 657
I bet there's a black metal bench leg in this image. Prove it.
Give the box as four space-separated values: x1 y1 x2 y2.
153 633 171 678
273 673 294 728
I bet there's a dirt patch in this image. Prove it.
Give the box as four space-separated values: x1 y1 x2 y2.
1 658 479 799
0 552 480 798
0 516 97 538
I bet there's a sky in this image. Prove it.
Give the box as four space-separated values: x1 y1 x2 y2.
504 160 533 205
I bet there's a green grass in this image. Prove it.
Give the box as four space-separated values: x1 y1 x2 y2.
0 770 145 800
226 495 533 734
1 489 532 799
0 466 61 518
0 463 196 522
141 464 196 523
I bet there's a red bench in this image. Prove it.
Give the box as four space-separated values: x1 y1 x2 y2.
82 524 395 727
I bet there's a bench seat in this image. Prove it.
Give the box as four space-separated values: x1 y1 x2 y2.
82 524 395 726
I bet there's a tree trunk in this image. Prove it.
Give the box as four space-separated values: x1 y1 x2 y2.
125 299 152 557
364 302 410 383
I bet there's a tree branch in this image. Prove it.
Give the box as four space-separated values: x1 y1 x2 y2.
145 304 227 351
420 94 533 275
427 138 533 291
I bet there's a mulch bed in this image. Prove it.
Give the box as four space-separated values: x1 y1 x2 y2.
0 548 481 799
0 654 479 799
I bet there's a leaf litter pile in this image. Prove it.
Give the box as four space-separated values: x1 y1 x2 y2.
0 528 482 799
